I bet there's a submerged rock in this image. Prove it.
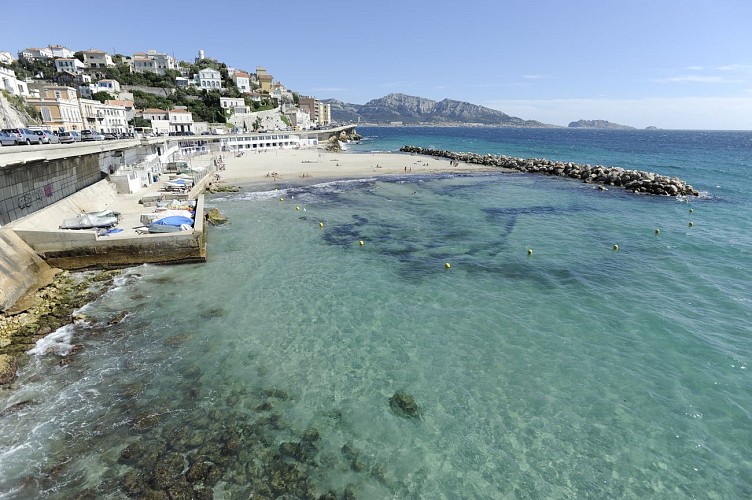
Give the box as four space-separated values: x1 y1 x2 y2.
389 391 422 419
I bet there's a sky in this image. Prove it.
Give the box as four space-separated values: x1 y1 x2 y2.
2 0 751 130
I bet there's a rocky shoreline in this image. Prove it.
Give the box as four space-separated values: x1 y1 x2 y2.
400 145 700 196
0 269 124 386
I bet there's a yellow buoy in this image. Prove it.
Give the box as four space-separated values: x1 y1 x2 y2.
527 248 533 256
445 262 451 269
688 221 694 227
279 197 284 202
359 240 364 246
689 208 694 213
295 206 300 211
655 228 661 235
319 222 324 228
613 244 619 251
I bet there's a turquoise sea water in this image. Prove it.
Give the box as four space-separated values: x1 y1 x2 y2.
1 127 751 498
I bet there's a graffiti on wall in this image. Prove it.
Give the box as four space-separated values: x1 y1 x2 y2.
15 183 54 209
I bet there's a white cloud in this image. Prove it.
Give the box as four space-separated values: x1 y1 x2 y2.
717 64 752 72
522 74 545 80
483 96 752 130
657 75 741 84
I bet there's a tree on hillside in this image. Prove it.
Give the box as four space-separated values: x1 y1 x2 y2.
10 58 54 80
91 91 114 103
131 116 151 128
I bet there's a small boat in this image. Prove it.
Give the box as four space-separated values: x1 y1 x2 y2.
145 215 194 233
60 210 120 229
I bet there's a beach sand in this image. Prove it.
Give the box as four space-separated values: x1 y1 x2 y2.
213 147 503 187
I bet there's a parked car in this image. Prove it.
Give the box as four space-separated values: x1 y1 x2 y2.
1 128 42 145
58 130 82 143
80 129 104 141
103 132 118 140
32 129 60 144
0 130 18 146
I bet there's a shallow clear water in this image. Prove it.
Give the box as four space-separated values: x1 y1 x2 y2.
1 128 751 498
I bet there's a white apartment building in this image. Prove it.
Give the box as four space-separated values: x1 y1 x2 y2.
0 67 29 97
232 71 251 93
54 58 85 74
168 109 194 134
82 50 115 69
220 97 249 114
139 108 195 134
97 102 128 133
49 45 74 58
19 47 53 61
132 50 177 76
78 98 128 133
81 78 121 99
194 68 221 90
0 51 14 65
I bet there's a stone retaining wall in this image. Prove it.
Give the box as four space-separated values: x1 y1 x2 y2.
400 146 699 196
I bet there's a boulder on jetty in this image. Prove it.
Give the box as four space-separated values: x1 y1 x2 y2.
400 146 699 196
205 208 228 225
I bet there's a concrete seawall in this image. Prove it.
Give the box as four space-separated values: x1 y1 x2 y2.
0 229 57 312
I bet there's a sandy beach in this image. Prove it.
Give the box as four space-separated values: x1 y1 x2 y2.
213 147 503 188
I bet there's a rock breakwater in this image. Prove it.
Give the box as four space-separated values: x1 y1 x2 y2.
400 146 699 196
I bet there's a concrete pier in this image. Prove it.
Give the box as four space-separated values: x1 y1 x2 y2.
7 179 206 271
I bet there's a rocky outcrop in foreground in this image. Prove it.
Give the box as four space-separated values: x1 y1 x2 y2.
400 146 699 196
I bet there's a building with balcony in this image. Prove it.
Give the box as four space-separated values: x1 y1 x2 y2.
132 50 177 76
54 58 85 75
82 49 115 69
220 97 250 114
19 47 53 61
194 68 222 90
26 86 84 131
78 98 128 133
106 99 135 122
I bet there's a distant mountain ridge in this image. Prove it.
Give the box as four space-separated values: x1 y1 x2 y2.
568 119 635 130
324 93 550 127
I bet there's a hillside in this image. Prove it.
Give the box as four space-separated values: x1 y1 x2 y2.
325 93 551 127
0 92 40 128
